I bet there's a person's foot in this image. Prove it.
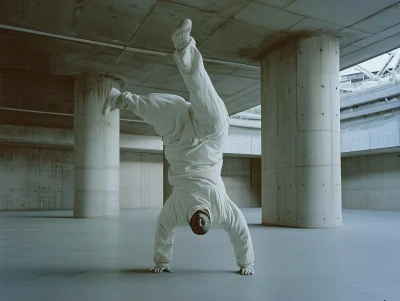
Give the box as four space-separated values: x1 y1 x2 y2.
102 87 122 116
172 19 192 51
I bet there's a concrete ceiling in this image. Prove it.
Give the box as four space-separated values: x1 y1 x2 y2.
1 0 400 135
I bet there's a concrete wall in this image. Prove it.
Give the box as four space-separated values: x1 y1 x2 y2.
224 127 261 157
6 144 400 212
120 152 163 209
222 157 261 207
0 145 261 211
120 154 262 209
342 153 400 212
341 110 400 155
0 146 74 211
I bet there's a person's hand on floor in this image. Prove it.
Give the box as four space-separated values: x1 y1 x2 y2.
150 265 173 273
239 267 254 276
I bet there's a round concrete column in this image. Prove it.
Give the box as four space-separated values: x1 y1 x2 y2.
74 76 122 218
261 35 342 228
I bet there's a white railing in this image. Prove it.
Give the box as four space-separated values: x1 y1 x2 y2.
341 79 400 102
340 79 400 108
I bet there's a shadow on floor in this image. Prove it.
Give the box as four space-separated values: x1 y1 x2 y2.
4 215 74 219
120 269 154 274
3 267 237 280
247 223 289 229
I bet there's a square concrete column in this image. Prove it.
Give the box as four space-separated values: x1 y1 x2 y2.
261 35 342 228
74 76 122 218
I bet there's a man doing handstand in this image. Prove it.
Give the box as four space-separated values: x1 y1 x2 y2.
102 19 255 276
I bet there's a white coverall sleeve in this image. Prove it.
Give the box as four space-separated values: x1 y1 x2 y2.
153 201 177 268
220 197 255 269
173 39 229 137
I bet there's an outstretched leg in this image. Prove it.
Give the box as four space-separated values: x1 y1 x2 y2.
172 19 229 137
102 19 228 139
102 90 190 139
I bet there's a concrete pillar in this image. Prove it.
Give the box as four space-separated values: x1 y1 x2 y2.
74 76 122 218
163 145 173 205
261 35 342 228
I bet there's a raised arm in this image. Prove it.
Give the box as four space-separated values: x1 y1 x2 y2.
220 197 255 275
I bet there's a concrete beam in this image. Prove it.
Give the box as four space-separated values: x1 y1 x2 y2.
341 100 400 121
341 110 400 155
2 114 399 158
0 125 163 152
120 134 162 152
0 125 73 147
0 24 259 70
0 124 260 156
224 127 261 157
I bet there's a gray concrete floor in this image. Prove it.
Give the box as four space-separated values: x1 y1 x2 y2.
1 208 399 301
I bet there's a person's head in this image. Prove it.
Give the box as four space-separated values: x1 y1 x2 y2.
189 210 210 235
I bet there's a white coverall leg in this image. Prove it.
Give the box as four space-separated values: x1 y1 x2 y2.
118 92 190 140
117 38 227 139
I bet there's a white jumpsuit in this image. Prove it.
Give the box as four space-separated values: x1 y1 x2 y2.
120 39 255 271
